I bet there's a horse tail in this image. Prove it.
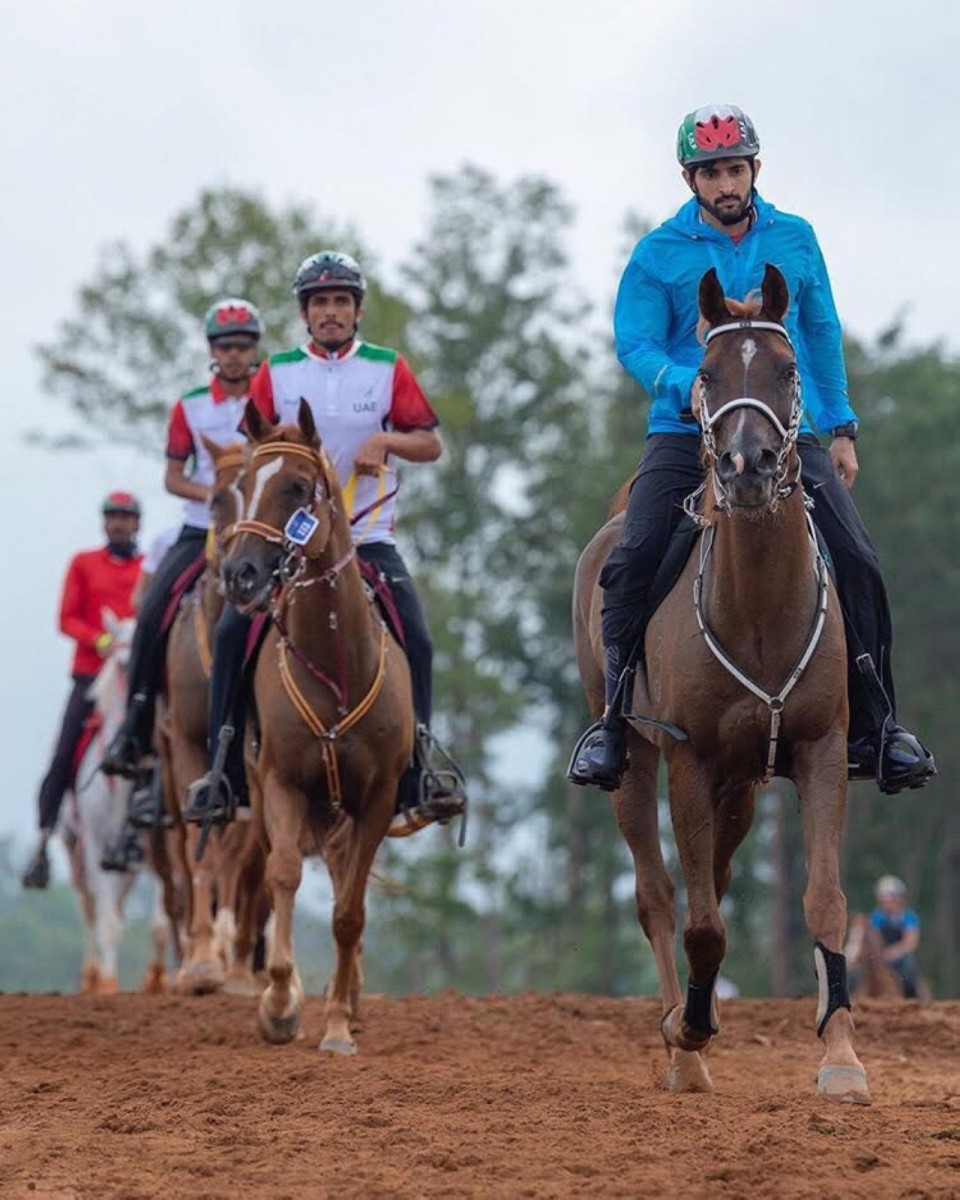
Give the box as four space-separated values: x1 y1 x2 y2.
608 474 637 518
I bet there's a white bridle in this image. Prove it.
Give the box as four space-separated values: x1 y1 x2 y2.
696 319 804 517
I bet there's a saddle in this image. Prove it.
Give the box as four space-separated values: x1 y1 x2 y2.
159 551 208 636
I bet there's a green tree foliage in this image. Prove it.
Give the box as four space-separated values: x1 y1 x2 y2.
35 187 409 449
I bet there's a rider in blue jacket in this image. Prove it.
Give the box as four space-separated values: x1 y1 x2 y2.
569 104 935 797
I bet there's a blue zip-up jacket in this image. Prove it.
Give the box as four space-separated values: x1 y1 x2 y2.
614 194 859 437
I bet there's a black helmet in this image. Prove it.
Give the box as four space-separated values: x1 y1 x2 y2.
677 105 760 168
292 251 366 305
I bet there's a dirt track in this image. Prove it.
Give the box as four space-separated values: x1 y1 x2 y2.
0 992 958 1199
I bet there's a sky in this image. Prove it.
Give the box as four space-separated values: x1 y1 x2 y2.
0 0 956 872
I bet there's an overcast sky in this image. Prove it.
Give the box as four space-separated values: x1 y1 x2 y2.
1 0 955 866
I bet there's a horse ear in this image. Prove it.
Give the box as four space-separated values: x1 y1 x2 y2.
698 268 730 328
297 398 321 449
101 608 119 637
200 433 222 462
244 399 272 443
760 263 790 323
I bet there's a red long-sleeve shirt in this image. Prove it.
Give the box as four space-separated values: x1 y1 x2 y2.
59 547 143 676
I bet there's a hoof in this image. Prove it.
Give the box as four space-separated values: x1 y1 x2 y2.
140 965 168 995
817 1064 872 1105
96 975 120 996
319 1034 357 1056
666 1050 714 1094
223 970 259 997
80 964 100 995
176 959 225 996
662 1005 712 1053
258 1004 301 1045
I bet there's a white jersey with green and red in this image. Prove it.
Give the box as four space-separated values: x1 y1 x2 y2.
166 378 249 529
250 339 438 546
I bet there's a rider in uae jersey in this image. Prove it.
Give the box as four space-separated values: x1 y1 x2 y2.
250 339 439 546
166 378 249 529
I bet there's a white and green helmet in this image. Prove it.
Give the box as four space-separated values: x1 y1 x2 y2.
293 251 367 304
677 104 760 168
203 298 263 342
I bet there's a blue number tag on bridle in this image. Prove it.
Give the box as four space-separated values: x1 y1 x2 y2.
284 508 319 546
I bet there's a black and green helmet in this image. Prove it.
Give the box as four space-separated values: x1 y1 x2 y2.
293 251 367 304
203 298 263 342
676 105 760 168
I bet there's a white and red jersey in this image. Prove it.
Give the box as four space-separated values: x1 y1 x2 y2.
166 378 249 529
250 339 438 546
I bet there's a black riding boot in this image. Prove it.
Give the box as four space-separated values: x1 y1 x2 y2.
567 646 630 792
845 652 937 794
183 604 251 827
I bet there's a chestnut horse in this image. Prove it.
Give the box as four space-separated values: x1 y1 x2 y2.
160 438 265 995
221 400 413 1052
573 264 870 1103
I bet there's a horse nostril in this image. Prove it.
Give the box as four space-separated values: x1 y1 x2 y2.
755 448 778 478
225 560 259 599
717 450 736 481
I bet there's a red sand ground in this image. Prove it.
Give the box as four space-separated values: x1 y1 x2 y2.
0 992 957 1198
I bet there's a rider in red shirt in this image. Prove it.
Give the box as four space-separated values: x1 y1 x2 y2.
21 492 143 889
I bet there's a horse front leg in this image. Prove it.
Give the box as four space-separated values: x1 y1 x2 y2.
320 794 392 1055
794 735 871 1104
258 771 308 1045
613 735 710 1093
661 750 725 1064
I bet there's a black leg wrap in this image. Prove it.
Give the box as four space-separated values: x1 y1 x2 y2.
683 971 720 1037
814 942 852 1038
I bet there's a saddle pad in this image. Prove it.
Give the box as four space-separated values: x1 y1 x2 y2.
357 559 407 649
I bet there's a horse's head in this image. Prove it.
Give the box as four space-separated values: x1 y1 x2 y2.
222 400 339 613
200 436 247 566
695 263 801 512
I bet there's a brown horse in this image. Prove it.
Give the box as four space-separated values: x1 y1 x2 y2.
160 439 265 995
221 400 413 1052
573 264 870 1103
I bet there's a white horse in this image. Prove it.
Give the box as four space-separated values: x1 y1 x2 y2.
64 611 171 994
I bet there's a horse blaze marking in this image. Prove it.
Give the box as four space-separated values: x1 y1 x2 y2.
740 338 757 370
246 457 283 520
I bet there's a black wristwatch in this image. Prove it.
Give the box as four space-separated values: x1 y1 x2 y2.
830 421 859 441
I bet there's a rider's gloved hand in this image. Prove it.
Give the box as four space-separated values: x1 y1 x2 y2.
95 632 114 657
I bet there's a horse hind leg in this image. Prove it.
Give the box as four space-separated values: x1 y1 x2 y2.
320 801 390 1056
614 734 713 1094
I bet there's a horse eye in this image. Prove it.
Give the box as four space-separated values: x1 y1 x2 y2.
698 370 712 386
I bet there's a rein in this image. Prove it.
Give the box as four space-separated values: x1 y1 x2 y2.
227 438 389 808
688 317 829 780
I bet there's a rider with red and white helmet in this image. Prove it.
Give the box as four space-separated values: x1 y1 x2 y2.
568 104 935 798
101 299 262 797
21 493 143 889
183 251 467 834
